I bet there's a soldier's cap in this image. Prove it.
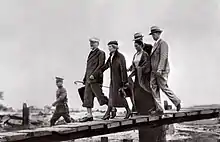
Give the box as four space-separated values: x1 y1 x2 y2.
133 33 144 41
89 37 100 43
149 26 163 35
55 77 64 82
107 40 118 47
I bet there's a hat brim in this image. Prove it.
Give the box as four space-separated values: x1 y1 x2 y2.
132 37 143 41
149 30 162 35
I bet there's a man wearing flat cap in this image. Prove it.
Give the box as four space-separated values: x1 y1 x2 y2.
50 77 72 126
149 26 181 113
80 37 108 122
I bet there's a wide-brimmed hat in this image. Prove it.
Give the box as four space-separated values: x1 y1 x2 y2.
133 32 144 41
149 26 163 35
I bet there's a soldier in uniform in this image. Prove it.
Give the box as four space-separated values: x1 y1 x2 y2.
50 77 71 126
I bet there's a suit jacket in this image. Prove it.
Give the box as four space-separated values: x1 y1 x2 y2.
151 39 170 73
143 43 153 55
83 48 106 84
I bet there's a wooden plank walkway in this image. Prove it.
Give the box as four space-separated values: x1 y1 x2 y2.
0 105 220 142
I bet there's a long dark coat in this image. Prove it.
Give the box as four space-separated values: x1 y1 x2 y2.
102 50 128 107
130 49 166 142
130 51 156 114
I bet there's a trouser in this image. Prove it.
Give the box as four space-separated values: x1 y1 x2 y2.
150 72 181 110
83 83 108 108
50 104 71 126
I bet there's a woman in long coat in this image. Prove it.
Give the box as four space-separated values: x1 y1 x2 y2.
102 40 131 120
128 40 165 141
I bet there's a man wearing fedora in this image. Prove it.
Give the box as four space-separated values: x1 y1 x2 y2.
80 37 109 122
128 33 153 72
133 32 153 55
149 26 181 113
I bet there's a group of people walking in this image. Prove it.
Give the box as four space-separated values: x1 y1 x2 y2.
50 26 182 126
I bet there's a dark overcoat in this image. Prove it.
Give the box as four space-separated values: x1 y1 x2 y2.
130 51 156 114
83 48 106 84
102 50 128 107
130 49 166 141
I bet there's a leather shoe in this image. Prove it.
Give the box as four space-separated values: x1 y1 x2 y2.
79 116 93 122
176 103 181 111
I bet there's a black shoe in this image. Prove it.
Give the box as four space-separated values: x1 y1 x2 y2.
124 110 132 119
149 109 164 116
110 108 117 119
102 114 111 120
176 103 181 111
79 116 93 122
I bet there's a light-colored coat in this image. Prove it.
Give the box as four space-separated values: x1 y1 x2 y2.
151 39 170 73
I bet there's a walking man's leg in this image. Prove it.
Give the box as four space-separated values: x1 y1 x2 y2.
80 83 94 122
150 72 164 112
90 83 108 106
156 73 181 111
50 112 61 126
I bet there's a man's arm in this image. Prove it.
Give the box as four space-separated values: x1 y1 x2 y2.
91 51 106 77
120 55 128 86
158 41 168 71
52 89 67 106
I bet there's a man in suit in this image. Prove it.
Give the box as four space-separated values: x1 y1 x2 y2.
80 37 108 122
132 32 153 55
149 26 181 113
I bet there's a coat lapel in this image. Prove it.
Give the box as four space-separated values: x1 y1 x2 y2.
151 39 161 56
87 48 99 61
138 52 146 66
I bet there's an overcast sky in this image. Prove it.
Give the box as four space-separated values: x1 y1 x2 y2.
0 0 219 109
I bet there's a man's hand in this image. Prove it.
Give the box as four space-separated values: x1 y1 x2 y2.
156 70 162 76
89 75 94 80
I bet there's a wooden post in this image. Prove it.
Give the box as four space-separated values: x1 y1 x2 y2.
22 103 29 126
101 137 108 142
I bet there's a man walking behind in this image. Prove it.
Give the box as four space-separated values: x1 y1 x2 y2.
149 26 181 113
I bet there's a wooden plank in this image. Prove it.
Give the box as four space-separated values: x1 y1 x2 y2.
0 132 28 141
186 111 199 116
35 127 76 135
200 109 214 115
174 112 186 117
135 117 148 123
17 129 52 137
107 121 120 128
55 123 89 132
120 119 133 126
148 116 160 122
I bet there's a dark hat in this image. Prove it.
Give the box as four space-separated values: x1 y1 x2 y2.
133 33 144 41
55 77 64 82
107 40 118 46
149 26 163 35
89 37 100 43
